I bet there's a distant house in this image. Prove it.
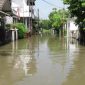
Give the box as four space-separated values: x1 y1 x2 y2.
67 18 79 39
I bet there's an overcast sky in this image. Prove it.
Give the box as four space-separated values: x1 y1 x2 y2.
35 0 66 19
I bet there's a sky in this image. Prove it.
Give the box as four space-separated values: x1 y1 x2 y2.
35 0 66 19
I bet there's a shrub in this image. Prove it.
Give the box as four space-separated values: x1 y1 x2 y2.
13 23 28 39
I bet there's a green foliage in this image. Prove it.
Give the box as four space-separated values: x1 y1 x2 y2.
63 0 70 4
49 8 69 30
63 0 85 26
82 2 85 7
15 23 27 32
43 29 51 33
39 19 51 30
49 10 60 29
63 0 85 43
13 23 28 39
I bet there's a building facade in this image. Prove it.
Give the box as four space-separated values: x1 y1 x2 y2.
67 18 79 39
12 0 36 32
0 0 13 45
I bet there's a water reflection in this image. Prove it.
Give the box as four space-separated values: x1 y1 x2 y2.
0 35 85 85
0 38 37 85
63 41 85 85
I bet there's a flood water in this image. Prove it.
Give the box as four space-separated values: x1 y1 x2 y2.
0 34 85 85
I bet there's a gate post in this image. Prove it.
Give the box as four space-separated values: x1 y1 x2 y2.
15 28 18 40
11 29 15 41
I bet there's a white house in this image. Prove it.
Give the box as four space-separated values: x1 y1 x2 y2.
67 18 79 39
11 0 36 31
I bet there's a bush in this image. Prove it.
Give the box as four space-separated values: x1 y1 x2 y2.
13 23 28 39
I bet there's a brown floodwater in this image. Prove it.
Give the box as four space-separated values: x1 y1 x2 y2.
0 34 85 85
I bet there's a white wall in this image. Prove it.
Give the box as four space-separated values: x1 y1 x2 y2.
67 19 79 38
12 0 34 18
69 20 78 31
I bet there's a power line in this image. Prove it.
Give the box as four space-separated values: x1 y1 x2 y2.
41 0 60 8
41 0 67 9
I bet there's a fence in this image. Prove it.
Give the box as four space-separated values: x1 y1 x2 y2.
0 29 12 45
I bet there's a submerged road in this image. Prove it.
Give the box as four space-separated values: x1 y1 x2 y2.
0 34 85 85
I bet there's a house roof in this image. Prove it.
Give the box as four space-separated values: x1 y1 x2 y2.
0 0 11 12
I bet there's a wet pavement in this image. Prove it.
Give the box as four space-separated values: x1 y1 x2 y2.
0 34 85 85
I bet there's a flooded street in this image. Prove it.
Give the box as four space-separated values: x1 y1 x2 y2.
0 34 85 85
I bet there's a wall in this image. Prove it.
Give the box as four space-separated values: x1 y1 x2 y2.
12 0 35 18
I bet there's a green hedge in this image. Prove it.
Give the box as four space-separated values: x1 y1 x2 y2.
13 23 28 39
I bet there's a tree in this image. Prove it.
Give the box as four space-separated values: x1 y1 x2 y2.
49 8 69 35
63 0 85 43
63 0 70 4
39 19 51 30
13 23 27 39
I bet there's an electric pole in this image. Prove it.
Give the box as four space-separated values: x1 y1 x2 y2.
38 9 39 33
29 0 31 32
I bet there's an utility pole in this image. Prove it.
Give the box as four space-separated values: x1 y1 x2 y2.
30 0 34 34
38 9 39 33
62 3 65 37
29 0 31 32
23 0 24 24
29 0 33 34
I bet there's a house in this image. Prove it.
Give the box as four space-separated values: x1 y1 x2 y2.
0 0 11 13
12 0 36 33
66 18 79 39
0 0 13 45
